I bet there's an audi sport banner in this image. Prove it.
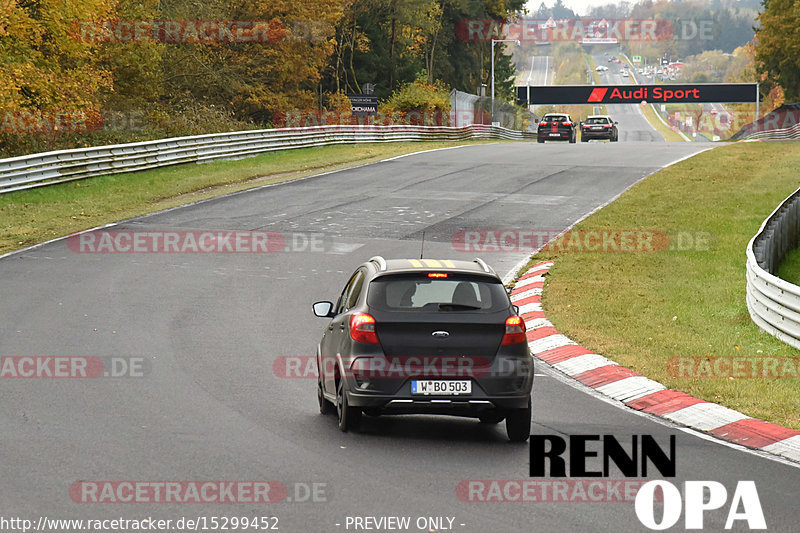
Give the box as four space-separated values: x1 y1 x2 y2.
517 83 757 105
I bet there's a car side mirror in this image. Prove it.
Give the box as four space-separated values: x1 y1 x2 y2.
614 121 619 124
313 301 335 318
580 121 584 126
513 305 520 314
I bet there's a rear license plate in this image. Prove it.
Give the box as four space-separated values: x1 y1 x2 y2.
411 380 472 395
592 126 603 130
549 133 560 137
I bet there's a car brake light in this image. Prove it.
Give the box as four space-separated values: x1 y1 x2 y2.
350 313 379 344
428 272 447 278
501 315 527 345
604 125 612 128
539 121 548 126
562 121 572 126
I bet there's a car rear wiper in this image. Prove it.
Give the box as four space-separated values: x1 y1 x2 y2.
437 303 481 311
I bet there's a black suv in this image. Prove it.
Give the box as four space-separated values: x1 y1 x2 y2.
580 115 619 142
537 113 577 143
313 257 534 441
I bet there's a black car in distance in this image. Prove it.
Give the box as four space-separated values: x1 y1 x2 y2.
312 257 534 442
537 113 577 143
580 115 619 142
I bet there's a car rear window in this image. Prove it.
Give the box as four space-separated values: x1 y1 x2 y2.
586 117 609 124
546 115 566 122
367 274 509 312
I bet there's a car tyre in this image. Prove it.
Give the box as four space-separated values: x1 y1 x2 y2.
569 132 576 143
612 134 618 142
318 379 334 415
478 412 505 424
537 138 545 143
336 378 361 432
506 399 531 442
581 136 588 142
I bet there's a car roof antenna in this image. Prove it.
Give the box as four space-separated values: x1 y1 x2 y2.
420 231 425 260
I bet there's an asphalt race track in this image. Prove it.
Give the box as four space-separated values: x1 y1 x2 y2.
2 141 799 532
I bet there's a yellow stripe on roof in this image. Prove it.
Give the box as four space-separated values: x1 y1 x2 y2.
408 259 424 268
421 259 442 268
442 260 456 268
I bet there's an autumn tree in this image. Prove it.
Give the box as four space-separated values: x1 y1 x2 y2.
1 0 115 121
323 0 525 102
755 0 800 101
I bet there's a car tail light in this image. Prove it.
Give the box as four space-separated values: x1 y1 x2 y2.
501 315 527 346
539 121 548 126
583 125 590 130
350 313 379 344
562 121 572 126
604 125 612 128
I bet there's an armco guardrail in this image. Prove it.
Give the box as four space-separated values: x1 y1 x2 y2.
731 102 800 141
746 185 800 349
738 123 800 141
0 124 534 194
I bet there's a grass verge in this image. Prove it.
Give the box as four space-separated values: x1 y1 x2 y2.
520 141 800 430
0 140 497 256
641 104 688 142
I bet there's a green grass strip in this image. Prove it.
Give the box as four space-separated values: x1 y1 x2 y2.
521 141 800 430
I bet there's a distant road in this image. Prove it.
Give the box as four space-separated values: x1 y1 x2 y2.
517 55 553 99
593 52 666 142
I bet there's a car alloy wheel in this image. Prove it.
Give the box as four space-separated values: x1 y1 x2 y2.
336 378 361 432
505 398 531 442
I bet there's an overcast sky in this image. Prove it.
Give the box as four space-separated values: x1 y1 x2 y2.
525 0 626 17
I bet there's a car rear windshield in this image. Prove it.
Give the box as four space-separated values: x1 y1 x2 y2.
367 273 509 312
586 117 609 124
546 116 566 122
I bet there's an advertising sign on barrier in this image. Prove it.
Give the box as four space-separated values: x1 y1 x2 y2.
517 84 758 105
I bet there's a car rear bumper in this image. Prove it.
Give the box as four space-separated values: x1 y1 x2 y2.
582 132 614 139
345 374 534 414
347 393 532 414
537 133 572 141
